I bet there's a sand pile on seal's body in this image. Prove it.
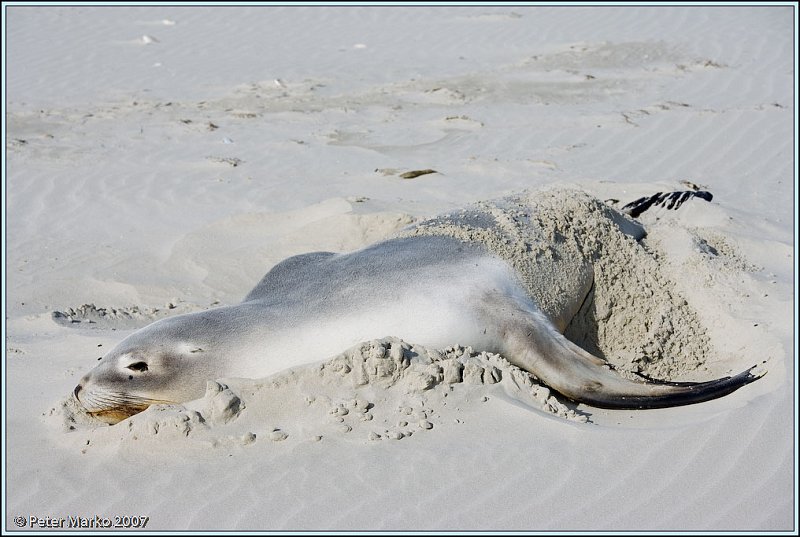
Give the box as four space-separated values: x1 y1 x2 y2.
399 187 710 380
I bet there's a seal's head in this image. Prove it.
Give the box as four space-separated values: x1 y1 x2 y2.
73 313 232 424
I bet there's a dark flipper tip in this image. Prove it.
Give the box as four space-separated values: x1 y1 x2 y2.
632 365 765 409
583 364 765 410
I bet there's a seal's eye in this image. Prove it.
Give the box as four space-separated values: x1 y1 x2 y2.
127 361 149 372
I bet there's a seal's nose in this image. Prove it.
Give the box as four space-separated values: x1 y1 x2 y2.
74 384 83 400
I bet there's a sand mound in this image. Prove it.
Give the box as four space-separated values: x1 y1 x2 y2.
400 187 715 380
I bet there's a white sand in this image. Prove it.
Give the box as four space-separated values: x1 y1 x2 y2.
4 5 795 532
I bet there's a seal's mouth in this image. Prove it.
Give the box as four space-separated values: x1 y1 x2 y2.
74 388 174 425
87 405 152 425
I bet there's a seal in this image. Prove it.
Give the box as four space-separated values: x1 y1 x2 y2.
73 188 762 424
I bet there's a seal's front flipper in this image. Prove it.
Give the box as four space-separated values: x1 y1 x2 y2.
614 366 764 408
495 304 763 410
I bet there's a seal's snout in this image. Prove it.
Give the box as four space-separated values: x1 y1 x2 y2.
73 384 83 400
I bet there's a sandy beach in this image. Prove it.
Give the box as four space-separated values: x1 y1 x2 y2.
4 5 796 532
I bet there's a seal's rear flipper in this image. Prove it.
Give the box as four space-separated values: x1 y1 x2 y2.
496 304 764 410
621 190 713 218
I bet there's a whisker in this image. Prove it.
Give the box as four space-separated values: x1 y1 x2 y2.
80 389 173 413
